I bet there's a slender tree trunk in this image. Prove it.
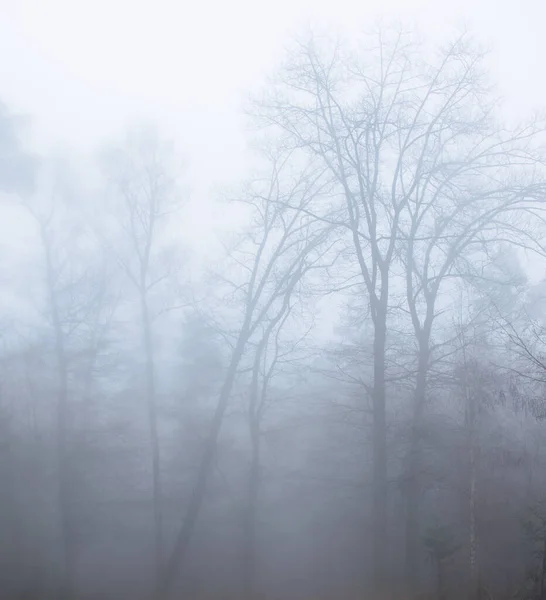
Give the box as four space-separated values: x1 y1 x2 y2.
156 338 247 600
140 290 163 583
469 460 477 599
44 239 75 600
372 308 388 596
468 395 478 600
405 337 430 596
244 423 261 600
57 372 76 600
23 359 45 594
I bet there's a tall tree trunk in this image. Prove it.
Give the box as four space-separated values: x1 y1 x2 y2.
467 389 478 600
57 377 75 600
372 310 388 596
140 291 163 583
469 443 477 600
156 339 246 600
244 423 261 600
405 337 430 596
44 238 75 600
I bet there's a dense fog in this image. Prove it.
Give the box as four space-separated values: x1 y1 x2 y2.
3 9 546 600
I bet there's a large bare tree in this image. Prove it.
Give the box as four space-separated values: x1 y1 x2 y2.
100 126 186 587
156 149 337 600
397 64 546 598
254 28 546 595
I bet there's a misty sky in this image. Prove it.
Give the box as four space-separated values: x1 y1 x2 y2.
3 5 546 599
1 0 545 255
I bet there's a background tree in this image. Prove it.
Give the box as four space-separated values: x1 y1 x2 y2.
100 126 187 586
255 29 546 595
157 148 337 599
2 24 546 600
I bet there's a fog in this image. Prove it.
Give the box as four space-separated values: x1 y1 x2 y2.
3 2 546 600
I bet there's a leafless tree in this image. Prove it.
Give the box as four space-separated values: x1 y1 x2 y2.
242 290 316 600
397 58 546 597
156 149 338 600
254 28 546 594
100 126 186 586
18 165 119 599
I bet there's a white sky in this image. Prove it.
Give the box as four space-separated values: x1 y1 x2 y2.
1 0 545 268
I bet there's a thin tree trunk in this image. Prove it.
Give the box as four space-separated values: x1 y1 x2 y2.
244 424 261 600
468 399 478 600
244 347 263 600
405 338 430 596
57 373 75 600
156 339 246 600
44 236 75 600
372 310 388 596
140 290 163 583
469 479 477 599
459 325 479 600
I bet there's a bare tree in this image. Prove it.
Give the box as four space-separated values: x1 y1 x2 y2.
156 149 337 600
242 290 315 600
254 28 546 594
18 165 119 599
21 193 84 600
100 126 186 586
397 56 546 596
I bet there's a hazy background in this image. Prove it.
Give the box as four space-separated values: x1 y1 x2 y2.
1 0 545 249
3 2 546 600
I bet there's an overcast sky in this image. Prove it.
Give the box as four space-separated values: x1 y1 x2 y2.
2 0 545 174
1 0 545 269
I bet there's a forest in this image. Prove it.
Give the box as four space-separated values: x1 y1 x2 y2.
2 27 546 600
